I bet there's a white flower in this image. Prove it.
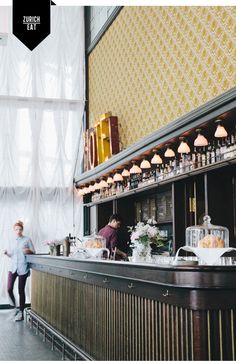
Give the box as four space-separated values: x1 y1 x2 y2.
147 218 157 225
147 227 158 238
44 239 63 246
131 232 139 242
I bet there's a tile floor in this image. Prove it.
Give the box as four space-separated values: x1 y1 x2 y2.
0 309 61 360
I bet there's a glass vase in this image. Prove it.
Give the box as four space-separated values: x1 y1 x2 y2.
132 243 152 262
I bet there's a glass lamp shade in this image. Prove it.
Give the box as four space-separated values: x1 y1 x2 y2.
94 182 100 190
77 188 85 196
121 168 130 177
113 172 124 182
214 124 228 138
88 185 95 192
99 179 109 188
151 153 163 164
164 147 175 158
130 164 142 174
177 141 190 154
107 176 114 184
194 133 208 147
140 159 151 169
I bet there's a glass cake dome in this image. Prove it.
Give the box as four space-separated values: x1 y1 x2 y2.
83 234 106 249
186 215 229 248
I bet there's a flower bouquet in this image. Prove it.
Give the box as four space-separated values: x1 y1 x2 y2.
44 239 63 256
128 219 164 261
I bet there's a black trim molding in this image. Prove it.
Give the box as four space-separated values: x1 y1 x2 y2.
85 6 123 55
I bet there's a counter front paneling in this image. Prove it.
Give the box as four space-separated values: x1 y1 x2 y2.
28 255 236 361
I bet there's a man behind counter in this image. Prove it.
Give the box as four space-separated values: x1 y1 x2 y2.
98 214 127 260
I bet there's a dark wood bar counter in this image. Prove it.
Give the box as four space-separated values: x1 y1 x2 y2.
28 255 236 361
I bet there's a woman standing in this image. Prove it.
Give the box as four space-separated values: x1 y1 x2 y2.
4 221 35 321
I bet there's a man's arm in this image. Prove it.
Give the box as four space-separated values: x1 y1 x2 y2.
110 233 127 259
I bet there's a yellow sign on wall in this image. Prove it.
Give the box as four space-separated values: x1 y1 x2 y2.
84 114 120 170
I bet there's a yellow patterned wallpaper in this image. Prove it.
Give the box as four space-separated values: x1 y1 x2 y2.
88 6 236 149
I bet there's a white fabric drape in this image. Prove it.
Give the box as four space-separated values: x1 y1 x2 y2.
0 6 84 100
0 6 85 305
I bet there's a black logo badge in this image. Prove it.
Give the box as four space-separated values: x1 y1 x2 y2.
13 0 51 51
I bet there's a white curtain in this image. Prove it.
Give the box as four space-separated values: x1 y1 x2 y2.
0 6 85 305
0 6 84 100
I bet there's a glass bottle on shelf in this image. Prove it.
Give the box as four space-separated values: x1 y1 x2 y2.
210 141 216 164
159 164 165 180
228 125 236 158
172 158 177 176
163 164 168 178
104 187 109 198
185 154 191 172
232 125 236 156
201 146 206 167
127 177 131 190
155 165 161 181
149 169 155 183
220 138 227 160
179 156 184 173
215 140 221 162
175 158 179 174
206 143 211 165
111 183 116 195
117 182 124 194
167 161 173 177
108 185 113 197
224 135 231 159
196 147 202 168
191 147 197 170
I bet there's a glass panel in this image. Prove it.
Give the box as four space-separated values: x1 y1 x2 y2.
135 202 142 223
150 197 156 220
156 191 172 223
142 198 150 222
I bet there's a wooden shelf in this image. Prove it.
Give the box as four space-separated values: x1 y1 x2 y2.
83 156 236 207
75 88 236 186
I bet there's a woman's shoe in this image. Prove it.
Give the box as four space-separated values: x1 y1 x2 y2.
15 311 24 321
14 307 19 316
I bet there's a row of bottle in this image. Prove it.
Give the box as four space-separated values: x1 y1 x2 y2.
91 136 236 201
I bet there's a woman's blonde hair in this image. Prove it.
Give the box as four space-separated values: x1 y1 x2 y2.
14 220 24 230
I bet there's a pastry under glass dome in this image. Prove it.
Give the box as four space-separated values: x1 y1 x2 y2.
185 215 229 248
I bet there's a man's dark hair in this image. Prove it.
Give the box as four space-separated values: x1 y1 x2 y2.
109 214 122 223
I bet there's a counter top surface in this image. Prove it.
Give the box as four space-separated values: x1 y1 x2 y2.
27 254 236 289
28 254 236 309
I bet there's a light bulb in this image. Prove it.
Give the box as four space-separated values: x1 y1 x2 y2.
121 168 130 177
177 138 190 154
140 159 151 169
151 153 163 164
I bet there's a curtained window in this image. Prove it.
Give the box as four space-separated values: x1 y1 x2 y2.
0 6 85 305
